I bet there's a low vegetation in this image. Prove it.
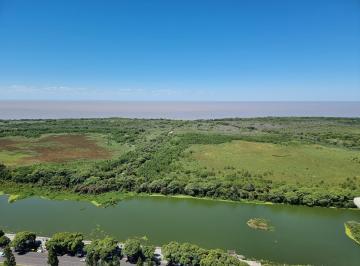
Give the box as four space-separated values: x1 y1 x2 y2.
345 221 360 245
0 117 359 208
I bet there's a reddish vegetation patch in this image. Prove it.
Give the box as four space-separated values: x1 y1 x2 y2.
0 139 23 151
0 134 112 164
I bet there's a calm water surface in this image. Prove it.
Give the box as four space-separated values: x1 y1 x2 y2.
0 195 359 265
1 101 359 119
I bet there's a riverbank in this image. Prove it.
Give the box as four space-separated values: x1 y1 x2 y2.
1 182 358 211
0 182 275 207
0 182 134 207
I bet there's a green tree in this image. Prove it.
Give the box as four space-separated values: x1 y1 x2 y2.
0 163 10 180
11 231 36 253
47 247 59 266
45 232 84 255
141 245 155 263
200 249 247 266
136 257 144 266
3 245 16 266
123 238 141 263
0 235 11 248
85 237 119 266
163 241 206 265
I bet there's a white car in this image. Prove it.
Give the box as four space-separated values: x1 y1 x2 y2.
0 251 4 257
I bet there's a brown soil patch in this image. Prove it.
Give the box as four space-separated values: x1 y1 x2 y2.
0 139 23 151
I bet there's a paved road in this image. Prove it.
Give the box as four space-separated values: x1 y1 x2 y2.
0 252 134 266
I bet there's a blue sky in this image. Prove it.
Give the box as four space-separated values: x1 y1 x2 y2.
0 0 359 101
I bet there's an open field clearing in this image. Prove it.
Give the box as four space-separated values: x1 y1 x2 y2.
0 134 125 166
186 140 360 185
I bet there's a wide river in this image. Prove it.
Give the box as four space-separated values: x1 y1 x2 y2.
0 195 359 266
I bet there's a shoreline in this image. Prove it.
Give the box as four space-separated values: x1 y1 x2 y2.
1 186 359 211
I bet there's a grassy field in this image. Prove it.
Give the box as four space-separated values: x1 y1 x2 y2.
0 133 127 166
185 140 360 186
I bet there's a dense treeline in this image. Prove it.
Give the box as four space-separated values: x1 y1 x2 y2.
0 118 359 208
1 117 360 148
0 229 248 266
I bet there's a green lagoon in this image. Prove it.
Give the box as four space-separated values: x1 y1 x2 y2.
0 195 359 266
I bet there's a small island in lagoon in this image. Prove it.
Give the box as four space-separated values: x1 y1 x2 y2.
345 221 360 245
247 218 274 231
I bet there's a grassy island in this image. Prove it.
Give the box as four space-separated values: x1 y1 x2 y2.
345 221 360 245
247 218 274 231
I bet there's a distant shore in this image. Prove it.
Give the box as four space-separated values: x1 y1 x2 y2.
1 101 359 120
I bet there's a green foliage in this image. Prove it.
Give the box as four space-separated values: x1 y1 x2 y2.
162 241 206 265
0 228 256 266
11 231 36 253
1 117 360 208
141 245 155 261
85 237 120 266
124 238 141 262
3 245 16 266
47 247 59 266
45 232 84 255
136 257 144 266
345 221 360 245
0 163 10 180
200 249 247 266
0 235 11 248
163 242 248 266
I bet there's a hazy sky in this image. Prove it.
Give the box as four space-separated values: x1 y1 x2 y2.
0 0 359 101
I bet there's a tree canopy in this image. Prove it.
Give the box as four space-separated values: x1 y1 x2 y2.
11 231 36 253
85 237 120 266
45 232 84 255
